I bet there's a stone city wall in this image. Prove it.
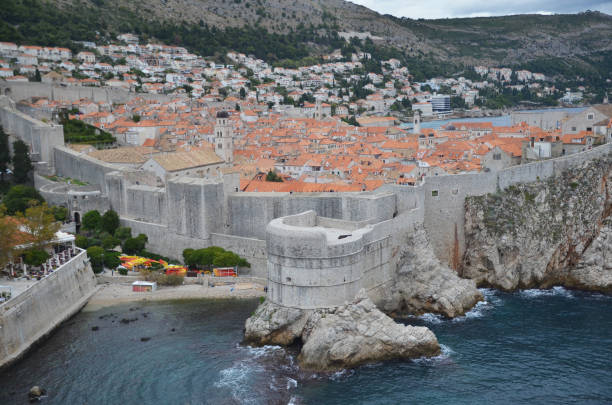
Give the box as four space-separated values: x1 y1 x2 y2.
0 82 172 104
0 96 63 167
0 250 97 369
54 146 117 193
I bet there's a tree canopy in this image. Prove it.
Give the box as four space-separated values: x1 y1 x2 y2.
3 185 44 215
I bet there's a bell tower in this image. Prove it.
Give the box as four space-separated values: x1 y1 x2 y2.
214 111 233 163
413 110 421 134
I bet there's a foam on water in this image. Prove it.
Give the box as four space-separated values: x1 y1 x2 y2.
519 286 574 299
413 343 455 365
418 312 444 324
286 377 298 389
214 362 263 405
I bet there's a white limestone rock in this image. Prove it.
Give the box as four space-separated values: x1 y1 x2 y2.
244 300 311 346
381 227 483 318
298 290 440 371
462 159 612 291
570 219 612 292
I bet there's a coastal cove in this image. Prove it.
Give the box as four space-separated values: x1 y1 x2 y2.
0 289 610 405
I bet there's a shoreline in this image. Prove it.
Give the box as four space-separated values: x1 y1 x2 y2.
84 282 265 311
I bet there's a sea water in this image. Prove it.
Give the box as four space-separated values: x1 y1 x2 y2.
0 289 611 404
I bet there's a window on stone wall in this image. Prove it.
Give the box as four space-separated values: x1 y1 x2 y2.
431 190 439 197
493 153 501 160
572 127 576 131
587 114 594 120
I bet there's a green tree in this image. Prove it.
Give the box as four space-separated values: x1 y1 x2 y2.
52 206 68 222
82 210 101 231
101 209 120 234
239 87 246 99
265 170 283 182
12 140 33 184
20 203 60 250
182 248 195 265
3 185 44 215
0 126 10 183
132 114 141 123
103 251 121 269
23 249 50 267
123 233 147 254
102 235 120 250
86 246 105 273
75 235 90 249
212 251 241 267
114 226 132 240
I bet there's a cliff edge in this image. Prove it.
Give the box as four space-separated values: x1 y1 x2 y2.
461 157 612 291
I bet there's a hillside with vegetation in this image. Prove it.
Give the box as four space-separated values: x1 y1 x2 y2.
1 0 611 82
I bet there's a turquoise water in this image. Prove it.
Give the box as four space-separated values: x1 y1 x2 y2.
0 289 611 404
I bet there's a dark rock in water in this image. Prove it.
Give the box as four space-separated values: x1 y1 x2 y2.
28 386 45 401
171 328 175 332
120 317 138 324
140 337 151 342
91 326 99 331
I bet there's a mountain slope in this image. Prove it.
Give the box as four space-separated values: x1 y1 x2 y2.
2 0 612 79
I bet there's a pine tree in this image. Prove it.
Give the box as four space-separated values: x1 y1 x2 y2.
12 140 33 184
0 126 10 183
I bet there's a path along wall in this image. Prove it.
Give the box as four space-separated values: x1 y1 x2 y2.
0 250 97 369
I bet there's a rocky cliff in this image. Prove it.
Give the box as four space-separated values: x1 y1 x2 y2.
461 157 612 291
381 227 483 317
244 291 440 371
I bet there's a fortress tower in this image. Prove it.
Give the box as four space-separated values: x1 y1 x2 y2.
314 99 322 120
214 110 234 163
